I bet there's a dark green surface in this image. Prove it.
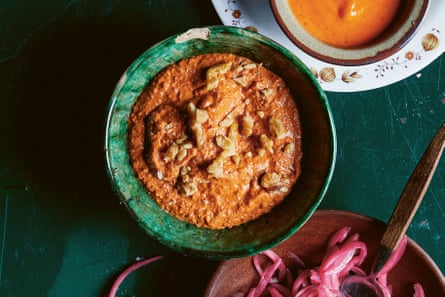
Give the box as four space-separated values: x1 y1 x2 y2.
0 1 443 296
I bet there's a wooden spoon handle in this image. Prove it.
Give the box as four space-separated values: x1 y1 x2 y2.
380 124 445 252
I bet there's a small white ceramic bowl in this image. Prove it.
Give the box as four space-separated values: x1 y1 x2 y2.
270 0 430 66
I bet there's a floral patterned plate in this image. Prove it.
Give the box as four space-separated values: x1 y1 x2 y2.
211 0 444 92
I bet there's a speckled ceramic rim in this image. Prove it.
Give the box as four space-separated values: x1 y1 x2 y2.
105 25 337 259
270 0 430 66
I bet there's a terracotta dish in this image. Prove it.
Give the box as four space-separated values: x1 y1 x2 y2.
204 209 445 296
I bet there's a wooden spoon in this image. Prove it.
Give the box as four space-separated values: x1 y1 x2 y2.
341 124 445 297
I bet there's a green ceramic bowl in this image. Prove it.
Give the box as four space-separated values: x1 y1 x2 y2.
104 26 336 259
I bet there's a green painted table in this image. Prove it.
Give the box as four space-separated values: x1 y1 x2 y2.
0 1 443 296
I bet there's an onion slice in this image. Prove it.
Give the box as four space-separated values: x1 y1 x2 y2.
107 256 164 297
246 227 424 297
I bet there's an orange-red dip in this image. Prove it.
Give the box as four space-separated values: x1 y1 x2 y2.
128 53 302 229
289 0 401 48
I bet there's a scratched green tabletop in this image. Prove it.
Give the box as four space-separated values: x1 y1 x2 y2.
0 1 443 296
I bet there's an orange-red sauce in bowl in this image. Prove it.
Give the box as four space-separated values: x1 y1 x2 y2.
128 53 303 229
289 0 401 48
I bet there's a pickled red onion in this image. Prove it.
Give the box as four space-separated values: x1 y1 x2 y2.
107 256 163 297
414 282 425 297
246 227 425 297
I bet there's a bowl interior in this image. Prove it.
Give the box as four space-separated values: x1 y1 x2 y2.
204 210 445 296
270 0 429 66
105 26 336 259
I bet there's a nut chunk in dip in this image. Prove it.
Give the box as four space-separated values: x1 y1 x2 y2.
128 53 303 229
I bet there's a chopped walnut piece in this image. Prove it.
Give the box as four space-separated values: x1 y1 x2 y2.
233 76 248 87
283 142 295 154
216 135 236 157
206 77 219 91
279 186 289 193
164 143 179 162
206 62 232 91
257 111 265 118
219 110 235 128
177 165 196 196
232 155 241 165
260 172 281 190
187 102 197 113
175 134 188 144
181 173 191 183
269 117 286 140
215 135 228 147
207 62 232 79
260 88 274 98
182 143 193 150
165 137 194 163
281 177 290 184
207 156 224 178
179 165 191 176
178 181 198 196
188 102 209 125
241 113 254 136
260 134 274 153
242 63 257 70
228 122 239 142
260 172 291 192
257 148 266 157
234 65 244 73
195 108 209 124
191 123 204 147
187 102 208 147
234 62 257 74
176 147 188 161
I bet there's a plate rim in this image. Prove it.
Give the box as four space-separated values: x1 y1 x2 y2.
210 0 445 93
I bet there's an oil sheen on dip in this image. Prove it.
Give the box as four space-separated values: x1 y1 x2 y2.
128 53 302 229
288 0 401 48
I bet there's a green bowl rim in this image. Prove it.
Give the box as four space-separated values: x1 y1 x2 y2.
104 25 337 259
